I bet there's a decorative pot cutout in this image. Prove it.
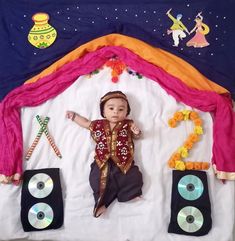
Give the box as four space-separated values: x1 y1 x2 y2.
28 13 57 49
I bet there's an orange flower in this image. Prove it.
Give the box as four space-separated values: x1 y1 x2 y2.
168 159 175 168
106 59 125 68
194 162 202 170
194 118 203 126
172 153 181 161
168 118 177 128
106 58 126 83
201 162 210 170
173 112 184 121
190 111 199 120
189 133 200 143
185 162 194 170
184 141 194 150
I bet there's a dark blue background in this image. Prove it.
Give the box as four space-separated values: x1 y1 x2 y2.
0 0 234 100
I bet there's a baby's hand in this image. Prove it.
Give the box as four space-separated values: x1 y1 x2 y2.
130 122 141 135
66 111 75 120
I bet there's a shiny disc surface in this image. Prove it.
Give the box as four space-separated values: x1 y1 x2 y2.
28 202 54 229
177 206 204 233
178 174 204 201
28 173 53 198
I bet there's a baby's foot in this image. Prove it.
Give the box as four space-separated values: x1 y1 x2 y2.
95 205 107 217
134 196 142 201
128 196 142 203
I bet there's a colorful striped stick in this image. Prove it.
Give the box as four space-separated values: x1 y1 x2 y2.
36 115 62 158
25 117 50 160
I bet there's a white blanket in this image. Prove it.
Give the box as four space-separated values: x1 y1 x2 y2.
0 66 234 241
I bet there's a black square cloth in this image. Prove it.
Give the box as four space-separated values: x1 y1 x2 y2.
21 168 63 232
168 170 212 236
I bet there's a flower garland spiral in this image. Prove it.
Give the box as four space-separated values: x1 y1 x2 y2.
167 110 210 171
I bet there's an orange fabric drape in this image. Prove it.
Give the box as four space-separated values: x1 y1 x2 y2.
25 34 228 95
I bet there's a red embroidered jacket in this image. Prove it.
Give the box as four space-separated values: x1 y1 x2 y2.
89 119 134 174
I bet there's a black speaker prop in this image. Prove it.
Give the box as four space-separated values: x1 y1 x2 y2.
21 168 63 232
168 170 212 236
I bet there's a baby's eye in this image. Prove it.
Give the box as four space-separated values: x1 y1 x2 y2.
119 109 124 111
109 107 114 110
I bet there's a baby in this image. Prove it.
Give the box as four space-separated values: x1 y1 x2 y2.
66 91 143 217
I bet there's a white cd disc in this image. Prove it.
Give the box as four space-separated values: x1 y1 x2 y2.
28 173 53 198
177 206 204 233
28 202 54 229
178 174 204 201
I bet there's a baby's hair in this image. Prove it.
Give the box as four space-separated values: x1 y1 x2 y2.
100 91 131 118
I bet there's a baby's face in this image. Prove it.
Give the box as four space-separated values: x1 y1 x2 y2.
103 98 128 124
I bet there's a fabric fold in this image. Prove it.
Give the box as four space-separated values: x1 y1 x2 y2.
25 34 228 95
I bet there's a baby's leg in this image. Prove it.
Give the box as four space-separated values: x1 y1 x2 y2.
116 165 143 202
89 161 118 217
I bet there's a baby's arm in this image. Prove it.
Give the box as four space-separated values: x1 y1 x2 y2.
130 121 142 139
66 111 91 129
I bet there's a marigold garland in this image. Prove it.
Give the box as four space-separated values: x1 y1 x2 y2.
167 110 210 171
87 57 143 83
105 57 126 83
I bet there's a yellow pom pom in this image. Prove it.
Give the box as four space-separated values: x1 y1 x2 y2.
178 146 189 158
182 110 191 120
175 161 186 171
194 126 203 135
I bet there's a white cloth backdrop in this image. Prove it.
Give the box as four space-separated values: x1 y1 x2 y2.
0 66 234 241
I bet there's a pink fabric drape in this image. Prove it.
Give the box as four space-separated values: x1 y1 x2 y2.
0 46 234 183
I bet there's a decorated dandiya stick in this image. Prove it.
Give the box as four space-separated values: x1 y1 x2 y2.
36 115 62 158
25 117 50 160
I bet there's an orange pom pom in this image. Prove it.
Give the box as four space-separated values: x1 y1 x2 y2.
168 118 177 128
194 162 202 170
172 153 181 161
194 118 203 126
190 111 199 120
173 112 184 121
185 162 194 170
189 133 200 143
168 159 175 168
184 141 194 150
201 162 210 170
